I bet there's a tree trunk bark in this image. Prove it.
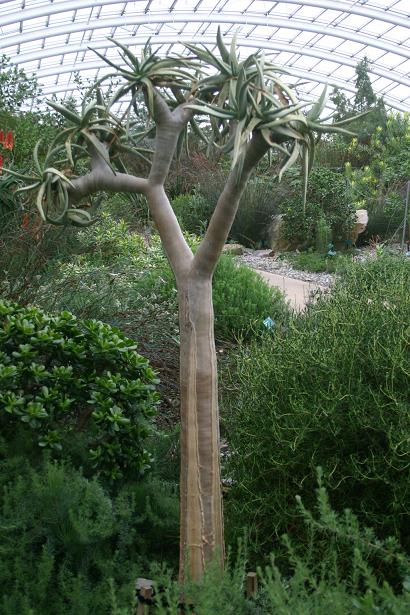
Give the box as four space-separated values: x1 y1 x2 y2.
178 273 224 582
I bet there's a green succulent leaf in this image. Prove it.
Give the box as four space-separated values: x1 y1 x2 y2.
47 100 82 125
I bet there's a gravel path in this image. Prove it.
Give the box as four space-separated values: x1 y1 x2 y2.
236 252 334 288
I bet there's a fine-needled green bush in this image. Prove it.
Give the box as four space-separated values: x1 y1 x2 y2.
171 190 212 236
113 480 410 614
0 456 179 615
0 300 159 480
224 255 410 562
212 255 289 340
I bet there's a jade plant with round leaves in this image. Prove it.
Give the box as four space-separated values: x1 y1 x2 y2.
0 300 159 481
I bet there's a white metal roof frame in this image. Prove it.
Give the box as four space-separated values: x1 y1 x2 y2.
0 0 409 112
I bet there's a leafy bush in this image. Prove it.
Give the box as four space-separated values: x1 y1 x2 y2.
315 216 332 253
0 300 159 480
282 168 356 246
230 178 280 247
224 255 410 561
345 114 410 240
280 250 352 273
0 174 18 218
37 214 289 343
171 190 212 236
172 177 280 247
145 253 289 341
212 256 289 340
0 456 179 614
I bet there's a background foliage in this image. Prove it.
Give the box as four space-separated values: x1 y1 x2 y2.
224 255 410 563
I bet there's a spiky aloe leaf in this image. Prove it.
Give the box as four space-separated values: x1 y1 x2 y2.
33 140 43 176
216 26 230 63
2 168 39 181
107 37 139 71
36 182 47 221
307 121 356 137
80 129 111 165
307 85 327 122
278 142 301 182
185 43 229 74
15 182 41 194
328 110 371 127
230 31 239 74
301 144 310 211
47 100 82 125
185 103 234 120
66 208 97 227
43 168 75 188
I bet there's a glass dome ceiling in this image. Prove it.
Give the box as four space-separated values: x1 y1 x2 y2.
0 0 409 112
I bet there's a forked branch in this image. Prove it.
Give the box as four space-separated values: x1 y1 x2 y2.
193 131 269 277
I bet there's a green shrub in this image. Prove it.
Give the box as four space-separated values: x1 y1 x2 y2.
224 255 410 561
280 251 352 273
0 456 179 614
116 481 410 614
229 178 280 247
0 174 18 218
171 190 212 236
282 168 356 246
0 300 159 480
212 256 289 340
315 216 332 253
146 253 289 341
33 213 289 343
173 177 280 248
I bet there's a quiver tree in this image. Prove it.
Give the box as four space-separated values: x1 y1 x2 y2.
9 30 360 582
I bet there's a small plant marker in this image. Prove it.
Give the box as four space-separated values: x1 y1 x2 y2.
136 578 154 614
246 571 258 598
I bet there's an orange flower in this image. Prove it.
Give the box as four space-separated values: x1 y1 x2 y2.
4 131 13 150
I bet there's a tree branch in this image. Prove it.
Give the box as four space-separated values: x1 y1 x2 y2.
143 89 195 277
193 132 270 277
68 168 149 203
68 141 149 202
146 185 194 278
68 99 195 278
148 89 193 186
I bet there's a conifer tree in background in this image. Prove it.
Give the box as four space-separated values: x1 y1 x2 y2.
330 57 386 142
9 30 360 582
354 57 377 111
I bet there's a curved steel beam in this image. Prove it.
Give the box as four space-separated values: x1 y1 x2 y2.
1 12 409 60
31 36 410 90
0 0 408 29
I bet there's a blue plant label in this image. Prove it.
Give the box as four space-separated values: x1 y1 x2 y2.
263 316 275 329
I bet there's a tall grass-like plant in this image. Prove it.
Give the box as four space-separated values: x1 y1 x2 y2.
224 255 410 562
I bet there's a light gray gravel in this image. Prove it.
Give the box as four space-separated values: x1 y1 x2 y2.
236 253 334 287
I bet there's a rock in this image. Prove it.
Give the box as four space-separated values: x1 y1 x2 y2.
222 243 244 255
349 209 369 244
266 214 292 251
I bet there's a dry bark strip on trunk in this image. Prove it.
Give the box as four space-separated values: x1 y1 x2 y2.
178 276 224 582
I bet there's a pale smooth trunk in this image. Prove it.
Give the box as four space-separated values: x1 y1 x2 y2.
178 275 224 582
